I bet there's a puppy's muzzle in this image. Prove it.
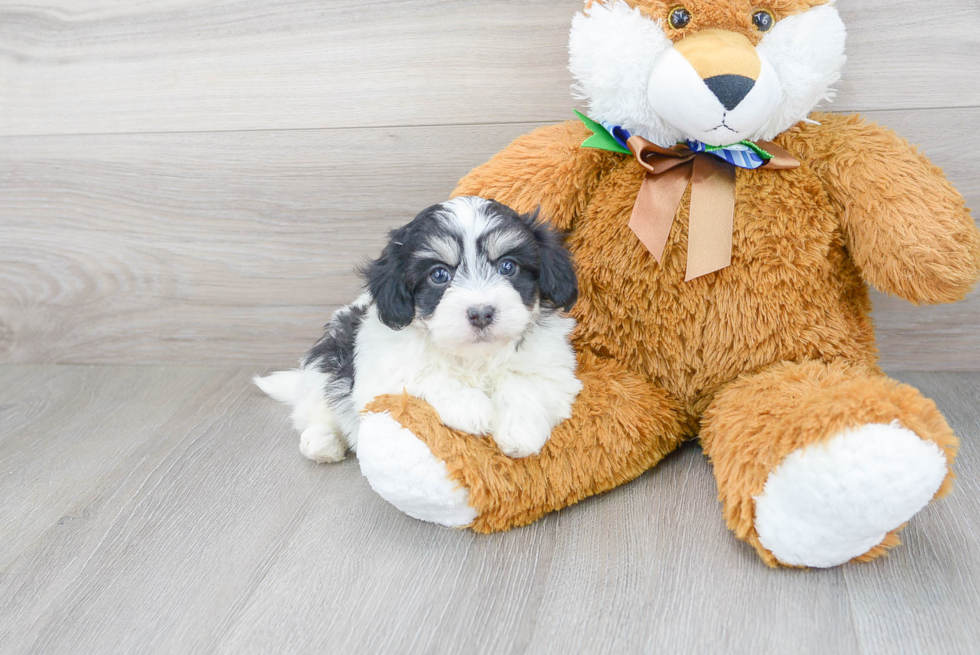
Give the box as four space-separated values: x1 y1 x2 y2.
467 305 495 329
674 29 760 111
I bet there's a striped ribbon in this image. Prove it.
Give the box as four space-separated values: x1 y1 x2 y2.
600 121 771 170
687 140 769 169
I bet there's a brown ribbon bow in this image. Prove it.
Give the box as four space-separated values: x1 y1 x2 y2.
625 136 799 281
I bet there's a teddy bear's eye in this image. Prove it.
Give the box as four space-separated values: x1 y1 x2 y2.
668 6 692 29
752 9 775 32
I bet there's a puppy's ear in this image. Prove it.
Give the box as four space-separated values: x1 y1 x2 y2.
526 209 578 312
362 230 415 330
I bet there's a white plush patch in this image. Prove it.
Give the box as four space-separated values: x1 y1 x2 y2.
569 0 679 147
357 412 478 527
754 422 948 568
568 0 848 146
755 4 847 140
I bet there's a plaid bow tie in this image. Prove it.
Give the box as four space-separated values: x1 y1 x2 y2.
686 140 771 169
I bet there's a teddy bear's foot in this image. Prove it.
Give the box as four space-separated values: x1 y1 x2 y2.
701 360 958 568
357 411 478 527
753 422 948 568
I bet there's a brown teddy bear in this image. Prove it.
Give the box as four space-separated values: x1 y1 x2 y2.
353 0 980 568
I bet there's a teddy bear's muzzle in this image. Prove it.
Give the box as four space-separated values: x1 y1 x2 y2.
647 27 781 146
674 28 760 112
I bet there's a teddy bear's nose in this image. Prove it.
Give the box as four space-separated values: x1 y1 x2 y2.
704 74 756 111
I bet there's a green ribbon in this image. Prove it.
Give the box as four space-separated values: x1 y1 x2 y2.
699 140 773 161
574 110 631 155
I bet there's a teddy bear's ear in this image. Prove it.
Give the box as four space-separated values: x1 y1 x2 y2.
361 226 416 330
524 209 579 312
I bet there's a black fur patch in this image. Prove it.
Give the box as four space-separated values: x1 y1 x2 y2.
412 261 452 320
524 209 578 311
306 304 368 397
478 202 579 311
361 204 464 329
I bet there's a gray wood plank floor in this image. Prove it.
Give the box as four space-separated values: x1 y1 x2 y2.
1 366 978 654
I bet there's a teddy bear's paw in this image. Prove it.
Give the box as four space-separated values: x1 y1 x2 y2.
753 422 948 568
357 411 478 528
300 424 347 463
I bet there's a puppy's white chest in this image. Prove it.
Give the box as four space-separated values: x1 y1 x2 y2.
350 313 514 413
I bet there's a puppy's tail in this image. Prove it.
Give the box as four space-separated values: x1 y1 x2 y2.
253 370 304 405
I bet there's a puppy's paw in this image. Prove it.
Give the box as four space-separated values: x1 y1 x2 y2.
429 388 494 436
300 424 347 463
491 411 552 459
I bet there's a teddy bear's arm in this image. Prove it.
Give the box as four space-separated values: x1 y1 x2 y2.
806 112 980 304
451 120 619 231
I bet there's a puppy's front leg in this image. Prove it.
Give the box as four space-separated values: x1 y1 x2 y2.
411 375 494 436
490 375 563 458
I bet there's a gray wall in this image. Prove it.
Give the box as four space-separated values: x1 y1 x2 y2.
1 0 978 369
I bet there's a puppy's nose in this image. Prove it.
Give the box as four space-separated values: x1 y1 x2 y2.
704 74 756 111
466 305 495 329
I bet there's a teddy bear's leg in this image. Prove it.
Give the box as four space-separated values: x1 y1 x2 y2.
700 360 958 568
357 353 686 532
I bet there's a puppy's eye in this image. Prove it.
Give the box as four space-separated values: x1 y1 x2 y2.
429 267 452 285
752 9 775 32
497 259 519 277
668 6 691 29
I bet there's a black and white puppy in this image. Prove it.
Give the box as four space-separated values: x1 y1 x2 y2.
255 196 582 461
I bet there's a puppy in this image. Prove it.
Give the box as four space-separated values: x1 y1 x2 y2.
255 196 582 461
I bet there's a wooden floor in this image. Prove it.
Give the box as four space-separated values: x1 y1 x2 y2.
1 366 978 654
